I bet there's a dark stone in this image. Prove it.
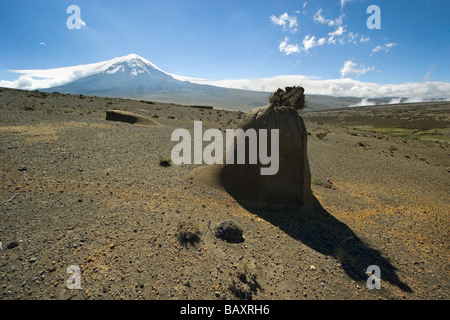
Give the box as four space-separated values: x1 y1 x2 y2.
214 220 244 243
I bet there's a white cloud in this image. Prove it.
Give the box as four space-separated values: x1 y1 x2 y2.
347 31 358 43
270 12 298 32
360 35 370 42
279 37 301 55
0 56 140 90
40 42 46 46
2 55 449 103
340 0 352 9
370 42 397 56
328 25 346 37
314 8 343 27
184 75 450 101
422 66 435 82
349 98 376 107
302 35 326 51
340 60 375 78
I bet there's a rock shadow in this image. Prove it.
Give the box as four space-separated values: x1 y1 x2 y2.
236 196 412 293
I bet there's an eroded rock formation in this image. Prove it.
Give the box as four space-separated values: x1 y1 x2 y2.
190 86 315 208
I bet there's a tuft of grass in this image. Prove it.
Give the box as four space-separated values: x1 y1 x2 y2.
228 265 261 300
315 131 328 140
176 222 201 247
159 157 172 167
228 263 260 300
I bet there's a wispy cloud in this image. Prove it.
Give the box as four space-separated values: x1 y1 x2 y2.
328 25 346 37
79 18 87 28
370 42 397 56
422 66 435 82
270 12 298 32
340 60 375 78
313 8 343 27
360 35 370 43
40 42 46 46
340 0 352 9
279 37 301 55
302 35 326 52
348 98 376 107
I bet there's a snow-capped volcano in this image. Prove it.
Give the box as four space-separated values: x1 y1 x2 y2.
101 54 167 76
43 54 190 96
2 54 370 111
29 53 271 110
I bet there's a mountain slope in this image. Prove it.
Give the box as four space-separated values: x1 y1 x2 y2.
42 54 366 111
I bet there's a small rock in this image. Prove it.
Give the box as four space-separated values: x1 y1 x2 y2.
29 257 37 263
7 241 19 249
310 265 316 271
214 220 244 243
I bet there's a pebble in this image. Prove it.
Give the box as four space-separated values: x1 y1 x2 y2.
29 257 37 263
7 241 19 249
310 265 316 271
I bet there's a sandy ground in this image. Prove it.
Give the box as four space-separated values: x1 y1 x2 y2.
0 88 448 300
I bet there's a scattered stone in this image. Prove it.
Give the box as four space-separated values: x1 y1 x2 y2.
214 220 244 243
7 241 19 249
29 257 37 263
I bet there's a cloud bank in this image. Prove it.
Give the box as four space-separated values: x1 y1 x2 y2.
1 60 449 102
180 75 450 101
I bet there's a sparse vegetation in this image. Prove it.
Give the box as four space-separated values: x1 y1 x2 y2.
159 157 172 167
176 221 201 247
228 263 260 300
316 131 328 140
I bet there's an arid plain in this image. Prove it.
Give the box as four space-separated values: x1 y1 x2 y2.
0 87 448 300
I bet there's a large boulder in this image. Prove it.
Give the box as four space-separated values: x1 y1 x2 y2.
190 86 315 208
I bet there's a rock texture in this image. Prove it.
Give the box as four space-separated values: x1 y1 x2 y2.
190 86 315 207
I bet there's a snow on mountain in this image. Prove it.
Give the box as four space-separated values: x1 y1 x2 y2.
100 54 167 76
2 54 172 90
1 54 373 111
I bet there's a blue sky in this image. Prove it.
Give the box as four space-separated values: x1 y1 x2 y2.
0 0 449 98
